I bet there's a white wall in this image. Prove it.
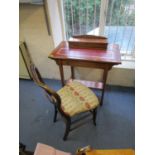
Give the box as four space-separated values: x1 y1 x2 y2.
19 4 135 87
19 49 30 79
46 0 64 46
19 4 57 79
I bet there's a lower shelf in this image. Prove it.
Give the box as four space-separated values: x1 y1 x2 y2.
67 79 104 90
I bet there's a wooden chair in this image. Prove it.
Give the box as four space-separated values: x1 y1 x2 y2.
20 42 99 140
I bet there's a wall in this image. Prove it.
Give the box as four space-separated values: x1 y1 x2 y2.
19 49 30 79
19 4 135 87
19 4 57 79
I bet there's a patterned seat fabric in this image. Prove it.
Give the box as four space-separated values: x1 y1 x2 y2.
57 81 99 117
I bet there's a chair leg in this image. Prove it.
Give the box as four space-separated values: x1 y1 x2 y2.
63 118 71 141
53 106 58 123
19 142 26 150
93 108 97 126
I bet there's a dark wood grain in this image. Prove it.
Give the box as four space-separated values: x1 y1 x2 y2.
100 68 108 105
71 66 75 79
69 35 108 50
49 41 121 64
59 63 65 87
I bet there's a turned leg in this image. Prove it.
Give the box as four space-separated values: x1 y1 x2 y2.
53 105 58 123
100 69 108 106
71 66 75 79
93 108 97 126
59 64 65 87
63 118 71 141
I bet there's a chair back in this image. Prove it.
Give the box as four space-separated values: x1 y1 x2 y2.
20 42 61 109
19 42 34 79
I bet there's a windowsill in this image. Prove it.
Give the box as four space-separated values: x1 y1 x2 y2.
114 60 135 69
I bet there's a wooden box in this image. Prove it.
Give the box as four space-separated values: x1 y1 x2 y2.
68 35 108 50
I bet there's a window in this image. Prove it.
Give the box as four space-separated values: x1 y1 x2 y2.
62 0 135 60
104 0 135 60
63 0 101 38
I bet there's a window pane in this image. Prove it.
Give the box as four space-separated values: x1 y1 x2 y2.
104 0 135 59
63 0 101 39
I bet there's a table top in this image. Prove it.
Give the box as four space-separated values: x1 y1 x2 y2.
49 41 121 65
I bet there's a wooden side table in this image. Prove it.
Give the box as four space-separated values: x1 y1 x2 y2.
49 41 121 105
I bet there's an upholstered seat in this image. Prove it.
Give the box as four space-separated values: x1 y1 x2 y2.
58 81 99 117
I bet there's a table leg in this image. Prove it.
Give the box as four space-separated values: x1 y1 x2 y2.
100 69 108 106
59 64 65 87
71 66 75 79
